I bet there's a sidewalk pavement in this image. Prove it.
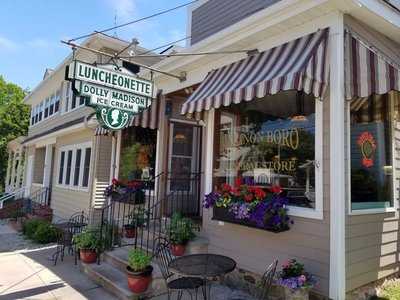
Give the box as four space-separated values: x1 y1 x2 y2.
0 223 118 300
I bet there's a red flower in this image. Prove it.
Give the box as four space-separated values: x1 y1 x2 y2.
234 177 243 188
221 183 232 193
244 194 254 203
112 178 119 185
255 188 266 199
270 185 282 194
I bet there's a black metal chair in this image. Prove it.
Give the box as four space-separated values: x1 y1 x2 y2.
255 260 278 300
227 260 278 300
154 238 205 300
53 211 88 266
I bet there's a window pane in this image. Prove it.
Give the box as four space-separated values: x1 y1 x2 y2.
58 151 65 184
172 123 193 157
74 149 82 186
82 148 91 187
55 100 59 112
65 150 73 185
350 94 395 210
119 127 157 181
79 96 85 106
71 95 77 110
213 91 316 209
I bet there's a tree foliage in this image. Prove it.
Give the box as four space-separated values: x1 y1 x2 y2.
0 76 29 190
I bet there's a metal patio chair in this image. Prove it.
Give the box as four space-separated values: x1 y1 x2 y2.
227 260 278 300
154 237 206 300
255 260 278 300
53 211 88 266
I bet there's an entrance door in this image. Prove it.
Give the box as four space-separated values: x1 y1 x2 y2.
25 155 34 197
167 121 201 216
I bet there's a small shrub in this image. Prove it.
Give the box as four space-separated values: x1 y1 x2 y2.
127 249 151 272
23 219 48 239
33 223 59 244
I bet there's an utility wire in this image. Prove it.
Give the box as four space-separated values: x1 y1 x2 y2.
68 0 199 42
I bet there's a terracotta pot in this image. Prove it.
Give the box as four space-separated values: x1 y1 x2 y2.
80 249 97 264
124 225 136 238
170 244 186 256
126 265 153 293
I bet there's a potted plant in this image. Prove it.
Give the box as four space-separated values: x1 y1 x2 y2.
168 213 195 256
126 249 153 293
73 230 101 264
276 259 316 300
124 208 146 238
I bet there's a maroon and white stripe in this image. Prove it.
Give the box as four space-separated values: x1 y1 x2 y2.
94 92 162 136
345 31 400 100
181 28 330 115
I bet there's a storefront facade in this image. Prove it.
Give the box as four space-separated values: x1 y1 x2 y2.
149 1 400 298
3 0 400 299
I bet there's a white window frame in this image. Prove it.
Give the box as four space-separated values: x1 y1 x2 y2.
287 100 324 220
347 97 398 215
206 98 324 220
56 141 92 192
62 81 85 115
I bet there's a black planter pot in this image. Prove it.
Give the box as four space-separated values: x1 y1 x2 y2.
212 206 290 233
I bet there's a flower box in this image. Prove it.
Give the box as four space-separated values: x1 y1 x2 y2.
212 206 289 233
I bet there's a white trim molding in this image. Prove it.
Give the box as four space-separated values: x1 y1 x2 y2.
329 12 346 300
56 141 92 192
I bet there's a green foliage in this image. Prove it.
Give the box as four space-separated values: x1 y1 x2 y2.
168 213 196 245
33 223 59 244
23 219 47 239
280 259 305 278
0 76 29 189
127 249 151 272
73 229 102 250
22 219 59 243
375 280 400 300
126 207 146 227
119 143 140 181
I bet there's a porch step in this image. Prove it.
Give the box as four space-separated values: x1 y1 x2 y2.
80 259 166 300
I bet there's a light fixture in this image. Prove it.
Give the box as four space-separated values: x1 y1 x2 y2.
174 133 186 141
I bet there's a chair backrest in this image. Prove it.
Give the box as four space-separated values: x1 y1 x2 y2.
68 211 88 235
154 237 173 281
256 260 278 300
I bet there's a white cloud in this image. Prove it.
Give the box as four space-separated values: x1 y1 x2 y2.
0 36 18 51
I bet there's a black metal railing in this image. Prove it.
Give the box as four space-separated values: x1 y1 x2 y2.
97 172 202 260
22 187 51 215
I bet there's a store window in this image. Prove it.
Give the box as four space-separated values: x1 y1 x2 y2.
119 127 157 182
57 142 92 190
350 92 399 211
213 91 321 211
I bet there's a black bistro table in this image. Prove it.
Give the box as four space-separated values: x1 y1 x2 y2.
169 254 236 300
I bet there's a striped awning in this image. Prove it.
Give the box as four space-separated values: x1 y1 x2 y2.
95 92 162 136
181 28 330 115
345 30 400 100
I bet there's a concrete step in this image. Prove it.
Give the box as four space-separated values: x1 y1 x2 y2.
80 260 167 300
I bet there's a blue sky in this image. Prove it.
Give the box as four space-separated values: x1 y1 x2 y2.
0 0 188 90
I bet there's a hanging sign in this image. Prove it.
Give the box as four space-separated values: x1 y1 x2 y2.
66 60 153 130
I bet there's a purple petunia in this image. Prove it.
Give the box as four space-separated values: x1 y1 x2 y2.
229 203 250 220
203 191 220 209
